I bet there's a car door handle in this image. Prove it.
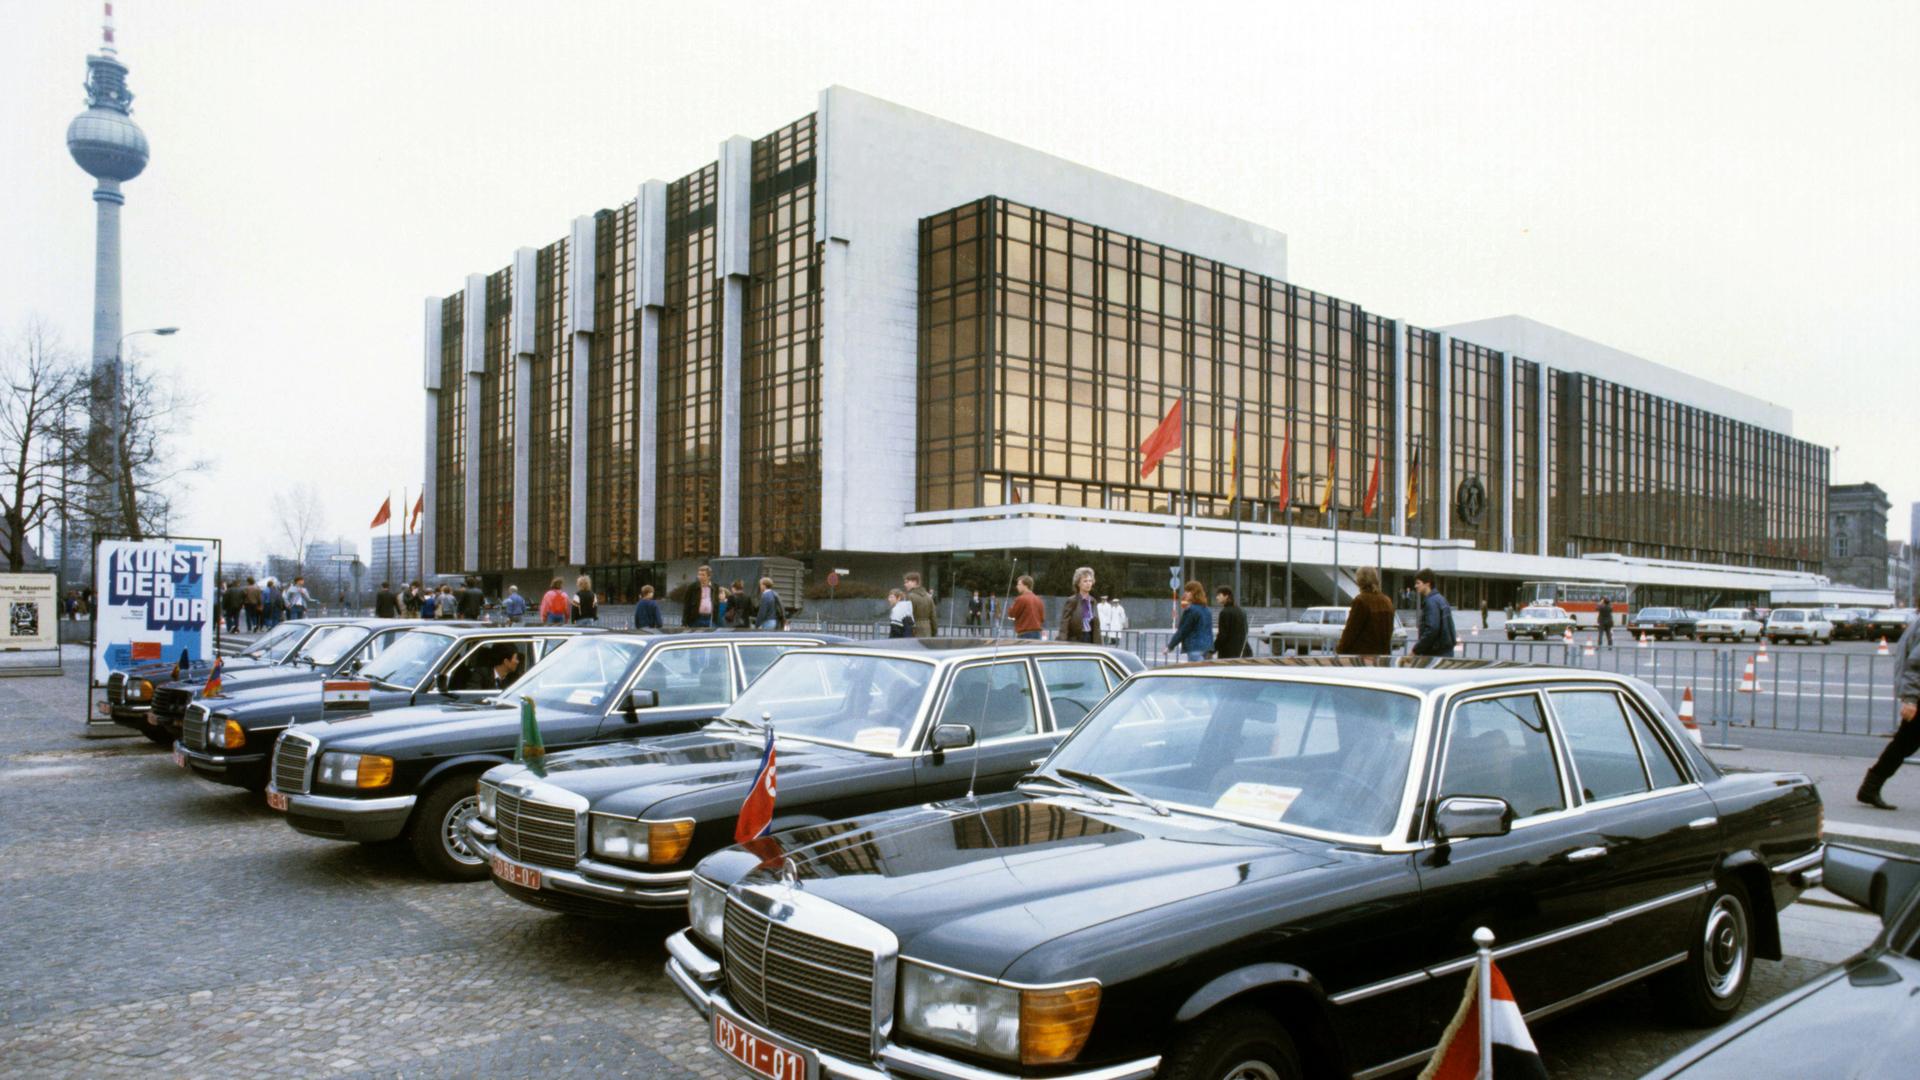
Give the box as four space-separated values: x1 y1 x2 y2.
1688 816 1719 831
1566 846 1609 863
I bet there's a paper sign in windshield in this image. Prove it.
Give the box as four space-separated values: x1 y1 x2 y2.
1214 782 1302 820
567 688 602 707
854 726 901 750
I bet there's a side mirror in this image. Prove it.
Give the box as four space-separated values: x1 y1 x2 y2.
349 658 364 673
434 671 449 696
931 723 976 752
1433 796 1512 841
622 688 658 722
1824 845 1920 920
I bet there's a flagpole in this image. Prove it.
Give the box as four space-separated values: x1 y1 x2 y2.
1474 927 1495 1080
1232 402 1243 599
401 485 409 586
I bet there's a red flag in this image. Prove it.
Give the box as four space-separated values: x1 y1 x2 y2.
407 493 424 533
369 496 392 530
202 657 225 699
734 727 777 843
1275 428 1293 511
1420 961 1547 1080
1362 454 1382 517
1138 399 1184 479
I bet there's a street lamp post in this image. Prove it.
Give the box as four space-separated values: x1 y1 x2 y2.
97 325 177 537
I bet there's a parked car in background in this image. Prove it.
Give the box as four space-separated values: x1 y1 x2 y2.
473 640 1143 918
1645 843 1920 1078
669 658 1823 1080
271 630 841 878
1696 608 1764 643
1507 604 1576 640
1629 607 1699 641
174 625 592 791
1257 606 1409 654
1821 608 1872 641
115 618 369 744
1864 608 1914 642
1765 608 1833 645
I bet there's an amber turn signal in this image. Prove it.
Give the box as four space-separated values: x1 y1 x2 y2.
1019 981 1101 1065
356 755 395 789
647 819 697 865
221 719 245 749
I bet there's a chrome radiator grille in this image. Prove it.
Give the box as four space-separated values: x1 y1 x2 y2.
274 736 313 794
153 686 193 720
182 706 210 751
107 675 126 706
493 789 579 868
723 898 876 1062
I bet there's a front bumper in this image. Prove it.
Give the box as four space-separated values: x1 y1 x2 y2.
666 930 1161 1080
466 818 693 914
109 703 155 729
277 784 417 842
175 742 269 786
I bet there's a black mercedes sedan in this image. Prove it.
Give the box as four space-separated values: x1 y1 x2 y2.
469 640 1143 918
270 630 841 879
1643 843 1920 1079
667 658 1823 1080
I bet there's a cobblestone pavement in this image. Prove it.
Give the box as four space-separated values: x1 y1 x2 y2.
1 650 1881 1078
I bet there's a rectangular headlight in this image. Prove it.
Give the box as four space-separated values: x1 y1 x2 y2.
897 962 1100 1065
590 814 648 862
475 781 497 823
317 752 392 788
688 876 726 946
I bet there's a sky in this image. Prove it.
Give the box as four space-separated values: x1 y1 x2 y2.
3 0 1916 563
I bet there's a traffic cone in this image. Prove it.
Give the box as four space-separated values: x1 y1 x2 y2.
1678 687 1702 746
1583 638 1596 657
1453 639 1466 656
1638 632 1650 648
1738 659 1757 693
1878 637 1891 656
1756 639 1769 663
1562 627 1574 646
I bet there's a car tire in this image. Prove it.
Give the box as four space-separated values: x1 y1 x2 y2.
1656 878 1753 1026
407 774 489 881
1507 632 1516 641
1158 1005 1304 1080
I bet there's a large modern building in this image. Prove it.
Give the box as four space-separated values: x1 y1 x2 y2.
421 87 1829 608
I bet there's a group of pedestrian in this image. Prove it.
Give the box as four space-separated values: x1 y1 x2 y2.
675 565 789 631
62 589 93 619
220 575 311 633
887 572 936 637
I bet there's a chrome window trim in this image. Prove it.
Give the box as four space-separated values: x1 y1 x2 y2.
618 640 745 715
1032 655 1129 734
1421 687 1571 840
1543 687 1657 804
923 657 1045 748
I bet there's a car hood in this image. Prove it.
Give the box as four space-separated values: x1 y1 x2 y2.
296 701 593 755
701 792 1338 978
1652 954 1920 1078
489 729 866 813
211 684 338 724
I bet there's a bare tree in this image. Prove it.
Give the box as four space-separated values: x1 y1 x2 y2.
269 482 328 580
103 352 210 539
0 318 87 571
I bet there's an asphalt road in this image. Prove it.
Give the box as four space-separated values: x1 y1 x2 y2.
0 648 1884 1079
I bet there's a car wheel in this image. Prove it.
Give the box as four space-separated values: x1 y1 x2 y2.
407 775 489 881
1157 1006 1304 1080
1656 879 1752 1026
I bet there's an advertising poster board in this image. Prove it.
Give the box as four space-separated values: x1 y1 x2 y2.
88 535 221 732
0 572 62 676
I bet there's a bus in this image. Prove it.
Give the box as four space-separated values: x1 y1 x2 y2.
1519 580 1631 628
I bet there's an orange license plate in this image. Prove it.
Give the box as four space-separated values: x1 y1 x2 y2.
172 747 185 768
714 1010 814 1080
490 855 541 890
266 789 288 812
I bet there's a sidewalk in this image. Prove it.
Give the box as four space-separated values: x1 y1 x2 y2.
1708 743 1920 853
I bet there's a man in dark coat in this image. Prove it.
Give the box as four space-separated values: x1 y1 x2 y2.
1213 586 1250 658
1412 569 1457 657
458 577 484 620
374 582 400 619
1337 567 1398 656
1859 612 1920 809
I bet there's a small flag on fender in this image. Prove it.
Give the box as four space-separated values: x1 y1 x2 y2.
735 727 777 844
516 697 546 774
322 679 373 712
202 656 225 698
1419 961 1547 1080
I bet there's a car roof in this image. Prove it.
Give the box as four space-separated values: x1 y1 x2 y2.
808 637 1133 659
408 624 600 639
582 629 850 648
1144 655 1621 692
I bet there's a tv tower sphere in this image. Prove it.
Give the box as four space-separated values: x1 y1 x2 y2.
66 33 148 183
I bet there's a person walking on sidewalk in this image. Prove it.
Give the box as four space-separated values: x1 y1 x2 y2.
757 577 786 630
1411 569 1457 657
1338 566 1398 656
500 585 527 625
285 577 310 621
905 572 937 639
539 578 571 625
1057 567 1102 644
1166 581 1214 662
887 589 915 638
1213 586 1250 659
1596 598 1615 649
632 585 662 629
1859 610 1920 810
1007 576 1044 640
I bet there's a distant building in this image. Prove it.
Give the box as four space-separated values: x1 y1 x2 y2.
1889 540 1914 607
368 534 420 589
1827 483 1890 590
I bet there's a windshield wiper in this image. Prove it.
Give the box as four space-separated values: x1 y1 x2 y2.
708 714 763 733
1016 770 1112 807
367 676 406 692
1055 768 1171 816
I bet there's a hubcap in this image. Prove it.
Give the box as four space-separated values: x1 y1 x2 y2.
1702 894 1748 999
443 794 483 865
1220 1061 1280 1080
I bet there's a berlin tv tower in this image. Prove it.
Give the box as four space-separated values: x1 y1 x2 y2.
66 2 153 532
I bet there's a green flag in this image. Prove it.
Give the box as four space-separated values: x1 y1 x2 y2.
516 697 546 774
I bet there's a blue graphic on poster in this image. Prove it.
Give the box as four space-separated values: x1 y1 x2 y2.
91 538 221 684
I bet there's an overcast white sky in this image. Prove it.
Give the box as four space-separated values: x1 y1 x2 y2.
3 0 1915 562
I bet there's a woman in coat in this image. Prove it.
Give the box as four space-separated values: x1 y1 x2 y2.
1057 566 1103 643
1166 581 1214 662
1337 566 1398 656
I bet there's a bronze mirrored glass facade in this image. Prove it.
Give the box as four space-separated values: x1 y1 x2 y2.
587 203 637 566
658 163 720 562
477 267 514 569
526 239 571 569
433 290 464 573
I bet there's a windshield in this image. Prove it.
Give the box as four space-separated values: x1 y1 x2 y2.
1041 675 1421 839
246 623 309 662
510 638 646 711
1772 611 1805 623
1321 610 1348 625
1707 609 1746 619
291 625 370 666
358 631 454 688
1526 608 1568 620
720 652 938 752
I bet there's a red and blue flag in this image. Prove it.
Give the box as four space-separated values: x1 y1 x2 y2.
202 656 224 698
734 727 777 844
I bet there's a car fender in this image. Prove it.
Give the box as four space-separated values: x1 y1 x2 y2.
1715 848 1784 961
418 753 513 792
1173 962 1327 1023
